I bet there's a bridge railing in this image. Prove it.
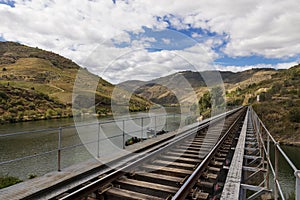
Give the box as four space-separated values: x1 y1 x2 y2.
0 113 188 176
250 106 299 200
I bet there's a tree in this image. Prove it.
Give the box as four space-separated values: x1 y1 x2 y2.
211 86 225 107
199 91 211 113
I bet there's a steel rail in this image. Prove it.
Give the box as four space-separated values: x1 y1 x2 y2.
59 107 244 200
172 107 246 200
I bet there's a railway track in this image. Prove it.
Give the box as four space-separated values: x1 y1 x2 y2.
49 107 247 200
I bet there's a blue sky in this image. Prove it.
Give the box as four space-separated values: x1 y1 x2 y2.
0 0 14 7
0 0 299 83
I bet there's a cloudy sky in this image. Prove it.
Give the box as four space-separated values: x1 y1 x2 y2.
0 0 300 83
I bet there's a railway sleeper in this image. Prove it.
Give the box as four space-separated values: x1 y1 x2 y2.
172 148 201 155
160 155 201 164
104 187 165 200
178 145 212 152
140 164 194 177
152 159 196 170
186 143 217 149
113 177 178 198
131 171 182 187
166 151 203 159
191 138 219 143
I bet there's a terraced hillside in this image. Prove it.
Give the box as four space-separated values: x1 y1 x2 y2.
0 42 151 123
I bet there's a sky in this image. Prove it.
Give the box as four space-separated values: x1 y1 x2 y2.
0 0 300 83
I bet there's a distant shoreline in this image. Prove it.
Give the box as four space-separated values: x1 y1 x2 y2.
0 112 115 125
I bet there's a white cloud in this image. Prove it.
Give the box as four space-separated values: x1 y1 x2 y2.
167 0 300 59
0 0 299 83
191 32 202 38
83 40 217 83
162 38 171 44
215 61 298 72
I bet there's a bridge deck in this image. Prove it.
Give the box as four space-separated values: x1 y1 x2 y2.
0 126 184 200
221 108 249 199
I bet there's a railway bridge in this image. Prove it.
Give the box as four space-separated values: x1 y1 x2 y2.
0 106 299 200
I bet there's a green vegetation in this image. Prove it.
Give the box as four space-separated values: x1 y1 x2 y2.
0 175 22 189
1 41 299 145
286 191 295 200
198 86 226 118
28 174 37 179
199 91 211 118
227 64 300 145
0 84 71 123
121 68 277 106
194 64 299 145
0 41 151 124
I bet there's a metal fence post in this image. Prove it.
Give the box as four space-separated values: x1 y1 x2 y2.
274 144 279 200
97 123 100 158
154 116 157 137
57 127 62 172
266 134 270 189
141 117 144 141
165 116 168 131
122 120 125 149
295 171 300 200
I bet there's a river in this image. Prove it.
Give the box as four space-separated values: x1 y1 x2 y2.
0 109 184 180
0 112 299 198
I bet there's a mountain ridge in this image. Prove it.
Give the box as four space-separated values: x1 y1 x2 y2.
118 68 277 105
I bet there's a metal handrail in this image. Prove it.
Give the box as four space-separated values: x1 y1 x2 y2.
0 107 242 174
60 107 244 200
0 112 183 172
0 113 181 137
249 106 299 200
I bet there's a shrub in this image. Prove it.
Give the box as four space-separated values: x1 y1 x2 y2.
45 109 56 119
0 175 22 189
0 92 8 100
28 110 37 117
28 102 35 109
17 105 24 111
8 107 17 114
289 108 300 123
28 174 37 179
17 112 24 120
199 92 211 113
270 83 282 94
259 92 272 101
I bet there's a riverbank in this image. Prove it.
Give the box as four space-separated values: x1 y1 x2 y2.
0 111 115 125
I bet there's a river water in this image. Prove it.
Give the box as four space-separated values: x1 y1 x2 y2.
0 112 299 198
0 109 185 180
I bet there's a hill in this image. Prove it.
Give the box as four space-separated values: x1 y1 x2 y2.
0 42 151 123
229 64 300 145
119 69 277 105
120 66 300 145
